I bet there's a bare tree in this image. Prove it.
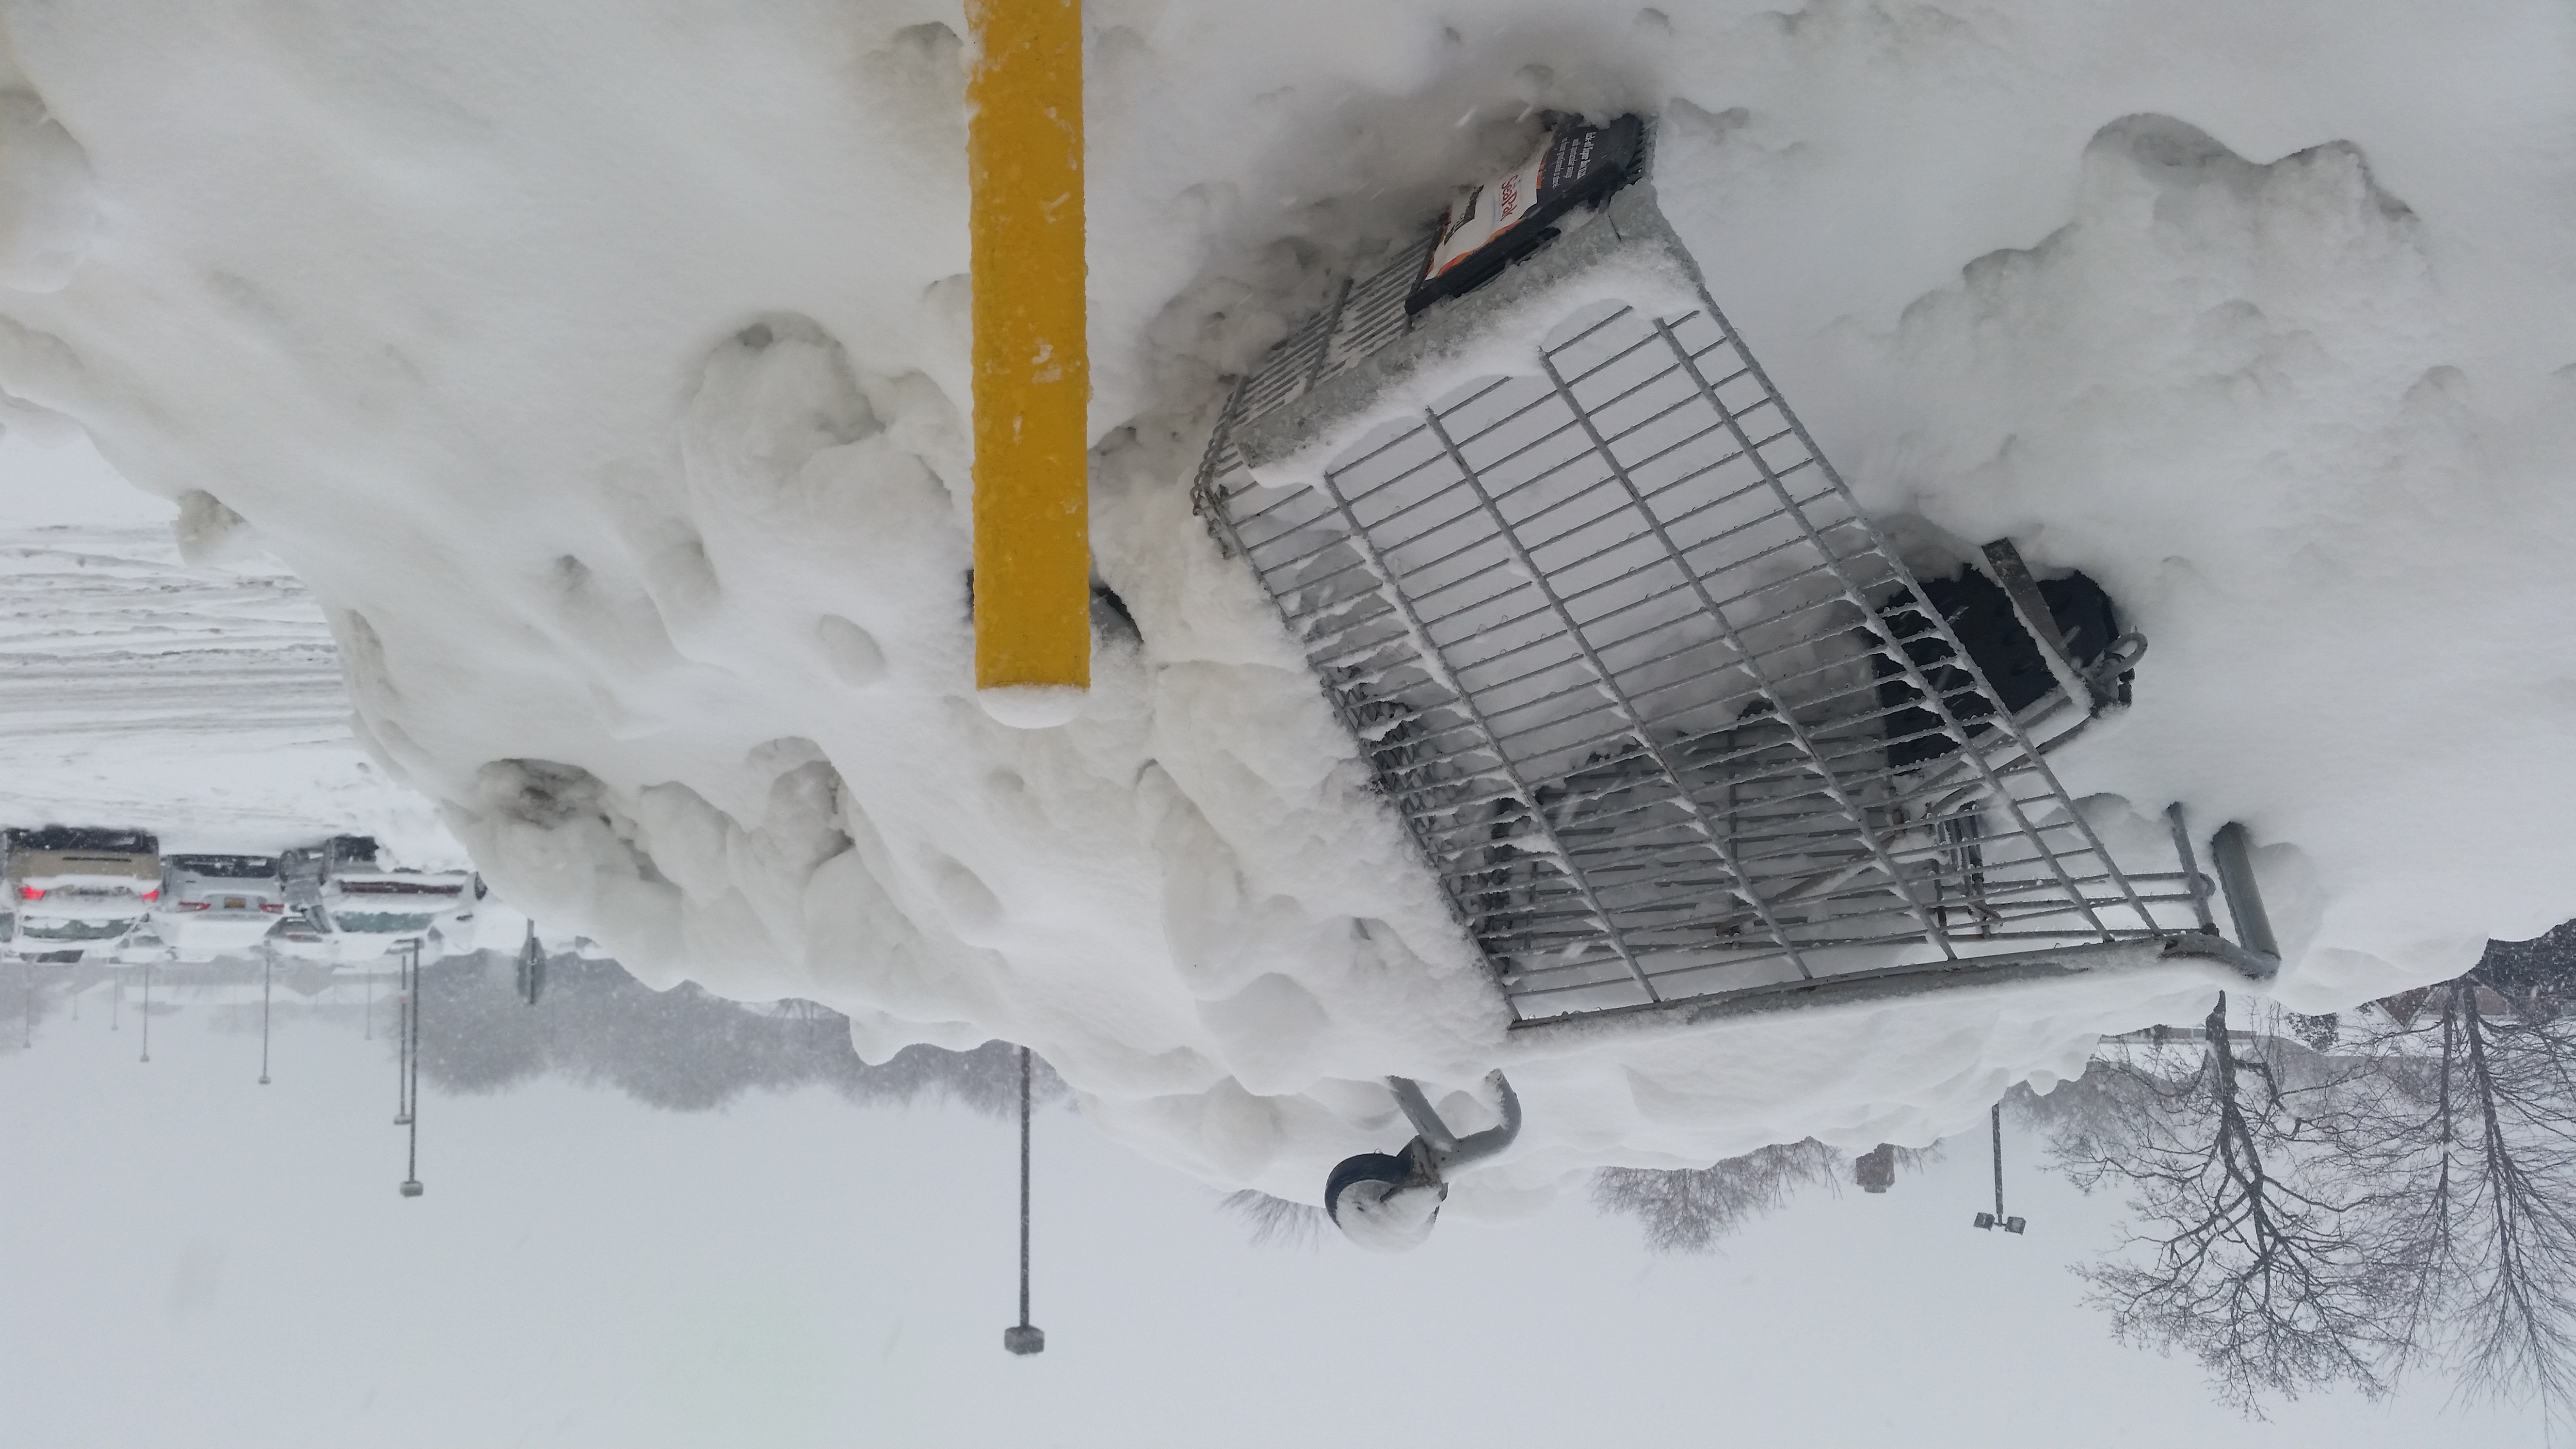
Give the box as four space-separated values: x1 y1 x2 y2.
1593 1139 1844 1254
2335 968 2576 1419
415 950 1048 1118
2053 992 2400 1412
2044 929 2576 1422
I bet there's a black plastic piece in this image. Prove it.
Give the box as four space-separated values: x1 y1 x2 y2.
1875 567 2125 769
1322 1150 1412 1224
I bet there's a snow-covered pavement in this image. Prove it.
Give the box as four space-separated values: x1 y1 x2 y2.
4 996 2550 1448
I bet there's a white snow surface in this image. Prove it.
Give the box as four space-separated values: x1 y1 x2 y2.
0 1 2569 1204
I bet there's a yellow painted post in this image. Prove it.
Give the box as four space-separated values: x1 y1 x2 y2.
966 0 1089 692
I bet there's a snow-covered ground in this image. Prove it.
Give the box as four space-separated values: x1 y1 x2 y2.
0 434 458 861
1 997 2551 1449
0 1 2567 1206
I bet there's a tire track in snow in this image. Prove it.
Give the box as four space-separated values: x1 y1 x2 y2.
0 526 347 740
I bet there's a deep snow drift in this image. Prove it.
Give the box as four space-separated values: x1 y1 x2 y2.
0 1 2568 1205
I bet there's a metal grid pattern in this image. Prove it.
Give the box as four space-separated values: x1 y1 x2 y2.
1228 235 1438 427
1199 243 2222 1025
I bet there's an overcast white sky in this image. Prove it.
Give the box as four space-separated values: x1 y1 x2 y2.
0 987 2547 1449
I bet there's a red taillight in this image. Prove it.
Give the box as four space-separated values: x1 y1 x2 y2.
16 886 40 901
260 902 284 914
176 901 210 912
140 888 158 902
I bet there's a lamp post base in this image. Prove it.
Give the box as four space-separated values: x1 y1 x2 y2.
1002 1324 1045 1356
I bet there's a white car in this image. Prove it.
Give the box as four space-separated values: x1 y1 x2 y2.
281 835 474 960
154 854 288 959
270 909 354 965
3 827 160 957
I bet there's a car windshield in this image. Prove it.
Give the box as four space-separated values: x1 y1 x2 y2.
180 856 277 879
20 917 136 942
331 911 437 934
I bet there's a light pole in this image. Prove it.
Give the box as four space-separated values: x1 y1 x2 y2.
1971 1102 2026 1234
258 945 273 1085
1002 1044 1043 1356
394 952 412 1127
399 942 423 1198
139 957 153 1064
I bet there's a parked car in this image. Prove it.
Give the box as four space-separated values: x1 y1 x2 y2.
2 826 160 954
270 906 353 964
154 854 288 959
106 927 168 965
281 835 473 957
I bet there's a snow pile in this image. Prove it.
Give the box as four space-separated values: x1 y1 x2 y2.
0 50 94 295
0 1 2566 1205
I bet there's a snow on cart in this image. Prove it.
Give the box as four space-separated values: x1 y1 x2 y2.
1194 117 2282 1240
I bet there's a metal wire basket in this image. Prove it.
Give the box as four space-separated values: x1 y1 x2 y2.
1195 175 2273 1030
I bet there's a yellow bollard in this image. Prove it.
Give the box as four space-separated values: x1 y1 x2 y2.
966 0 1089 693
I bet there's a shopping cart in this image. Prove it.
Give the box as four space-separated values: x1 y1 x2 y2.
1194 131 2276 1032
